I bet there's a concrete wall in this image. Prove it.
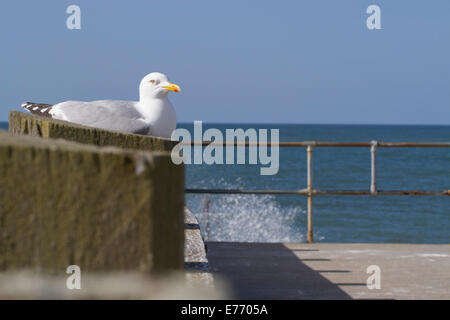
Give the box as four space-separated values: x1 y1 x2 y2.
9 111 177 152
0 131 184 274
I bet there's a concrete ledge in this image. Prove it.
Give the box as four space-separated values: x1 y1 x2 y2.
0 131 184 274
9 111 176 152
184 207 214 287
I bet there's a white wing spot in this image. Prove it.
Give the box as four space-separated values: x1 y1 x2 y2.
33 107 39 110
41 108 48 112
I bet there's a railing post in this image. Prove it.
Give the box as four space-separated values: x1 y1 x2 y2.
306 144 314 243
202 197 211 239
370 140 378 195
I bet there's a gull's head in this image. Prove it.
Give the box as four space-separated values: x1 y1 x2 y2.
139 72 180 100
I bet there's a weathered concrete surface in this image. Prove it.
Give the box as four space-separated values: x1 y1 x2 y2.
184 208 214 287
0 131 184 274
9 111 176 151
206 242 450 299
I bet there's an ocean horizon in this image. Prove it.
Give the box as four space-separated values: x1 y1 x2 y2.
1 121 449 244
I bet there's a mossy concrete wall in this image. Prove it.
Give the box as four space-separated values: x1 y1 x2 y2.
9 111 176 151
0 131 184 274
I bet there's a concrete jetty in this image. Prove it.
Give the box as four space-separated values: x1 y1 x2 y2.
206 242 450 299
3 111 447 299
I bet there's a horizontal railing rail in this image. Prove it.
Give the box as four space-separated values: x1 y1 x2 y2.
184 140 450 243
185 189 450 196
184 141 450 148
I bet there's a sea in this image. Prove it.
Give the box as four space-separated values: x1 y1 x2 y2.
2 121 449 244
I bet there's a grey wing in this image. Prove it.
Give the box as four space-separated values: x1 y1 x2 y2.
51 100 150 135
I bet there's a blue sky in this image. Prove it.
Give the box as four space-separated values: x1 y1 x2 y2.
1 0 449 124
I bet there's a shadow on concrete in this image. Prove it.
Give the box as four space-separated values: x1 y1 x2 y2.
206 242 356 299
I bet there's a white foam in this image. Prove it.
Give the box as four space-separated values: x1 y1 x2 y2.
186 178 306 242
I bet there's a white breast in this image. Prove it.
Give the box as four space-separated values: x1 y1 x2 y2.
135 99 176 139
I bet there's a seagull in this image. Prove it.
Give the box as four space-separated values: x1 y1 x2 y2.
21 72 180 139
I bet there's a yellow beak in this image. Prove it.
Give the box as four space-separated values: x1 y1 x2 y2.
163 83 181 92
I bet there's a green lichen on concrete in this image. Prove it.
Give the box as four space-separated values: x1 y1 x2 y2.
9 111 177 152
0 131 184 274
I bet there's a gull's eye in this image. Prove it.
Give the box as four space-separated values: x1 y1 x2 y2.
149 79 156 84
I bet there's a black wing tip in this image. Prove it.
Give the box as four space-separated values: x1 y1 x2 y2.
20 102 54 118
21 102 51 107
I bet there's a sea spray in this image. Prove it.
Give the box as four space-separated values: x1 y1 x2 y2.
186 191 306 243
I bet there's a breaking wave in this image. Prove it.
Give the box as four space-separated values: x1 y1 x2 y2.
186 179 306 242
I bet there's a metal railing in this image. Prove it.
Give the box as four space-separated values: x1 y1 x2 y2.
184 141 450 243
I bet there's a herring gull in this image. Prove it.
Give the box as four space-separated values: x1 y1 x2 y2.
21 72 180 139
